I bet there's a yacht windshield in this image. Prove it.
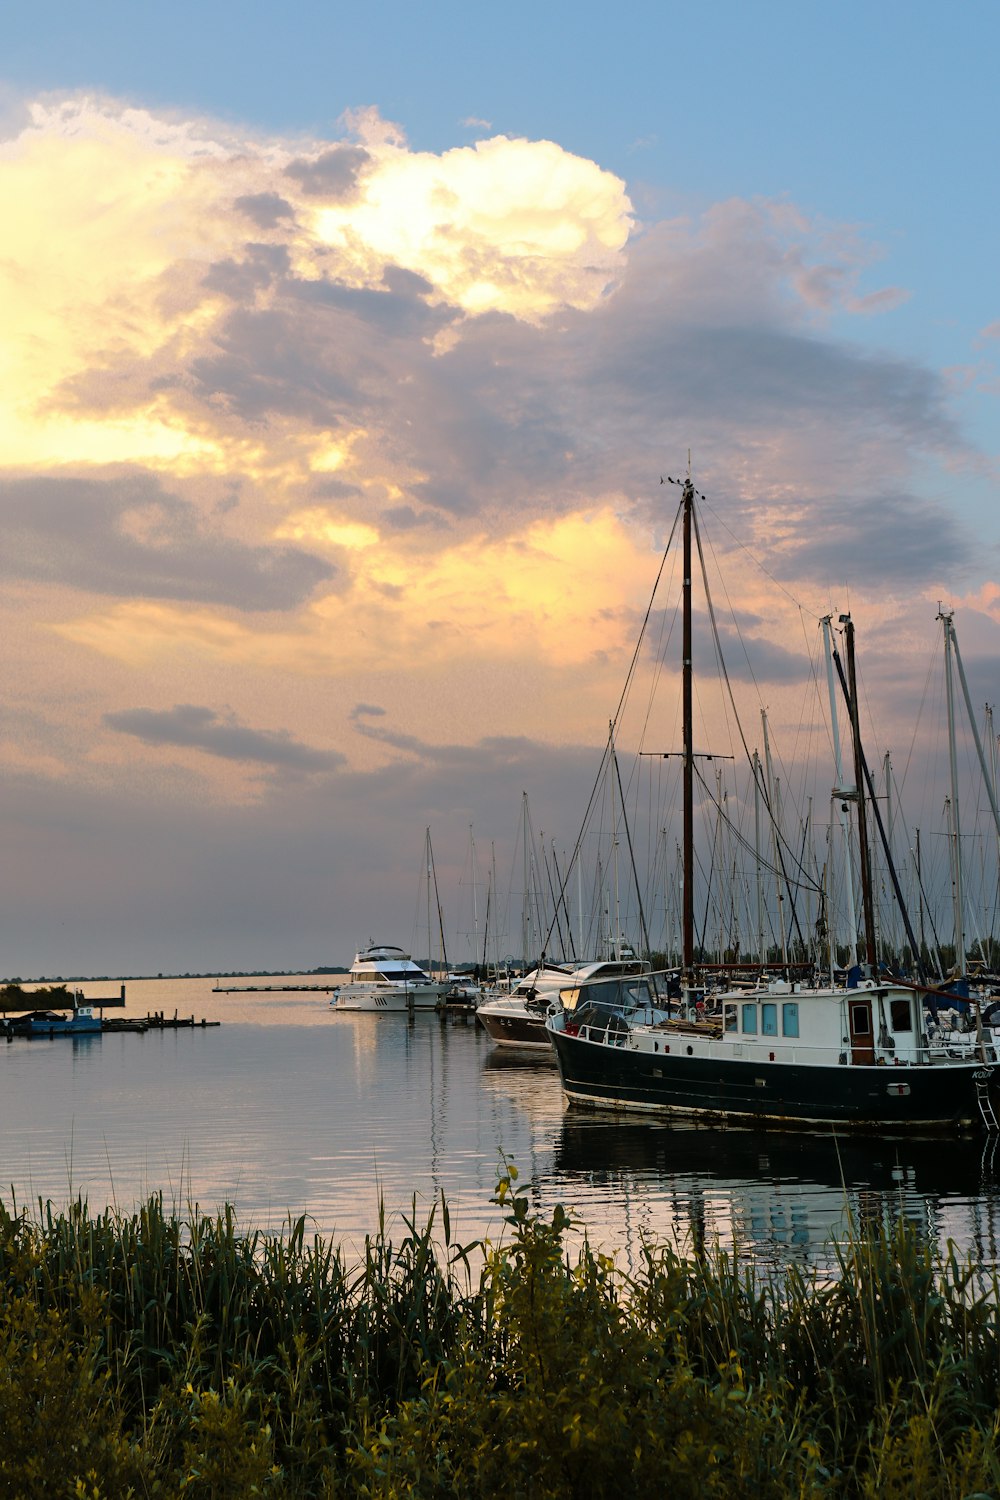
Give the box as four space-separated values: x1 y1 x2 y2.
561 978 654 1015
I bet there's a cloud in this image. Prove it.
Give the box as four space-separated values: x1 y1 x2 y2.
757 491 971 588
381 504 438 530
0 472 333 609
6 96 967 587
105 703 345 771
284 144 371 198
683 608 812 687
234 191 295 228
201 243 292 300
0 91 993 981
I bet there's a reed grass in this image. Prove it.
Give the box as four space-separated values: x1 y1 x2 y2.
1 1174 999 1496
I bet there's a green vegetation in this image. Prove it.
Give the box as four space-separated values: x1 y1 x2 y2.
0 982 73 1008
1 1172 999 1496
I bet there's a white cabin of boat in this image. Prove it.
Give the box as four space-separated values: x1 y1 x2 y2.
556 973 996 1071
329 942 451 1012
345 944 434 984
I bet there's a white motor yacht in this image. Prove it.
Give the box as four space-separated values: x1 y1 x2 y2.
330 944 451 1012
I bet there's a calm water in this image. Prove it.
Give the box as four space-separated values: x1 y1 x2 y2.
4 975 1000 1276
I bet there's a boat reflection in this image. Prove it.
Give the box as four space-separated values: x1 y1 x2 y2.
553 1114 1000 1270
480 1046 558 1072
555 1114 998 1193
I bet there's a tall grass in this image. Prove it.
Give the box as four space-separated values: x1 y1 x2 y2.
1 1173 999 1496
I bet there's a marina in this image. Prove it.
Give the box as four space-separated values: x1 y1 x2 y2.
4 972 1000 1277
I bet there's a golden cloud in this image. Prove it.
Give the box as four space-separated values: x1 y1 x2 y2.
0 96 632 482
311 125 633 319
55 507 654 678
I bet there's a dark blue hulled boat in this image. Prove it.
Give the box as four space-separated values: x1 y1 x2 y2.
547 973 996 1133
11 1005 102 1037
547 477 1000 1136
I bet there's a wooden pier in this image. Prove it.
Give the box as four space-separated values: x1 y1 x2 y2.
211 982 338 994
2 997 220 1040
145 1011 221 1029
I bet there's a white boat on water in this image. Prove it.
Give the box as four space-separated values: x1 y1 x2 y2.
330 944 450 1012
477 956 655 1049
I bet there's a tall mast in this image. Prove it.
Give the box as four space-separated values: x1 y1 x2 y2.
521 792 531 965
990 705 1000 962
681 476 695 982
950 620 1000 845
715 765 725 963
611 731 622 958
938 609 966 973
821 614 859 968
490 840 500 975
426 827 433 977
753 749 766 963
433 835 449 972
761 709 788 966
803 797 814 966
883 752 899 960
843 616 877 970
469 824 479 963
577 853 584 962
915 828 927 971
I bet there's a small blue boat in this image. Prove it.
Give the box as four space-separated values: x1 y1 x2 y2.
13 1006 102 1037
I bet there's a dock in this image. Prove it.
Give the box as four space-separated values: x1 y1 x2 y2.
2 992 220 1040
145 1011 221 1029
211 983 337 994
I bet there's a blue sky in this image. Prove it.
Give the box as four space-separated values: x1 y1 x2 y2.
1 1 998 974
10 3 998 461
9 5 996 330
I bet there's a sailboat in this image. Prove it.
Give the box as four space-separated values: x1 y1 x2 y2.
547 477 1000 1133
476 787 659 1047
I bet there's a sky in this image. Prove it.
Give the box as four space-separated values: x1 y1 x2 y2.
2 1 999 977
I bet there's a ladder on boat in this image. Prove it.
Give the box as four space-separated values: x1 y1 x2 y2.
974 1070 999 1132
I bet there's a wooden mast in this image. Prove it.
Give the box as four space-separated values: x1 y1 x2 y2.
843 616 877 971
682 476 695 985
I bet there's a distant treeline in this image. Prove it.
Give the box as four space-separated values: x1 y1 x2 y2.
1 1171 999 1496
0 982 73 1007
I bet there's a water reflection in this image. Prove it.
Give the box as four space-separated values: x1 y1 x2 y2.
2 976 1000 1278
551 1114 1000 1272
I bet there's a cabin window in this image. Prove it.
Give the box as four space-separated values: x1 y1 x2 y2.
724 1004 738 1033
850 1004 872 1036
890 998 912 1032
761 1002 778 1036
623 982 651 1011
741 1003 758 1034
782 1002 799 1038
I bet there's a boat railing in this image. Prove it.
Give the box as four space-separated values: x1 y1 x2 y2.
571 1014 631 1048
